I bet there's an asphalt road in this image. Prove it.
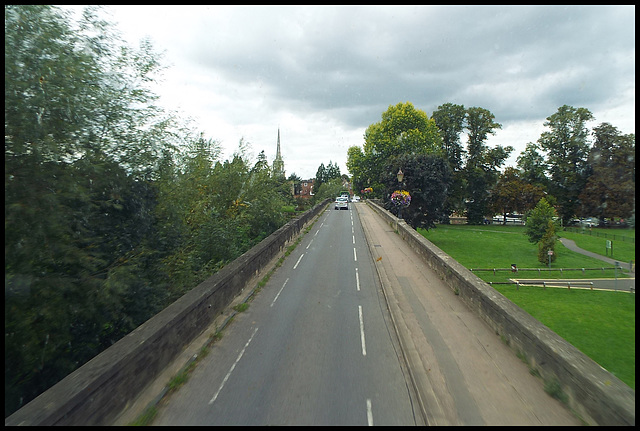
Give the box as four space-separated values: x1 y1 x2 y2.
152 204 419 425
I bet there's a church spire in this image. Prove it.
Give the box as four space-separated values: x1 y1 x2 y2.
272 128 285 178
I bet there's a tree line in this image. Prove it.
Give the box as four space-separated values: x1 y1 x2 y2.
347 102 635 230
5 5 299 417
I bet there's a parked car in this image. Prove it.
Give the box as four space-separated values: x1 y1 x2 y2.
334 196 348 210
580 217 599 227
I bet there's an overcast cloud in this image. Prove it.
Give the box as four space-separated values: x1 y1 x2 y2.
65 5 634 179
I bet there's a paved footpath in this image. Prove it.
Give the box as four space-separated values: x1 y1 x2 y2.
356 202 581 426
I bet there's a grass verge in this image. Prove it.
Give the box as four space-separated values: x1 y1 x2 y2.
419 224 635 389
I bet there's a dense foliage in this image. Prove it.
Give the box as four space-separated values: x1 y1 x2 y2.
5 6 295 417
348 102 634 229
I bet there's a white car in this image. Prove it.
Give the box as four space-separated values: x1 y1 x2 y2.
334 196 349 210
351 195 360 202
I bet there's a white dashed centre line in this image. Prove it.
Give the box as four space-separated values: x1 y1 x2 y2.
271 278 289 307
209 326 259 405
358 305 366 356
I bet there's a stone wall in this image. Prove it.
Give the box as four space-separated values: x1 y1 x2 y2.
5 199 330 426
366 200 635 426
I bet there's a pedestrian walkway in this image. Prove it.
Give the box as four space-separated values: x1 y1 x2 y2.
559 237 633 271
355 202 581 426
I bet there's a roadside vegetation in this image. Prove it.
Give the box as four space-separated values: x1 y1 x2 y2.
4 6 304 417
419 224 635 389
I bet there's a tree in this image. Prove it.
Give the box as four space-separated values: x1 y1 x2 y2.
431 102 467 171
463 107 511 224
578 123 635 220
346 145 367 194
537 105 594 224
5 5 178 415
5 6 300 418
313 177 345 202
538 220 558 265
432 103 467 219
465 107 502 170
516 142 548 189
315 163 327 192
325 160 341 180
360 102 443 189
381 153 452 230
490 167 545 224
524 198 559 244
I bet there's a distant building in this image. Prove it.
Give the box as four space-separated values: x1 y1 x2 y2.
294 179 314 199
272 128 285 178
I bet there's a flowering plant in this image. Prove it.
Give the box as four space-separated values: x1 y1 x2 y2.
362 187 373 194
390 190 411 207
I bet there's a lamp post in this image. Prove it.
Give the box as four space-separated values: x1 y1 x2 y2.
397 169 404 219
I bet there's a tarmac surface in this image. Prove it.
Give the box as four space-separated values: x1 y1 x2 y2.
115 203 586 425
355 202 581 425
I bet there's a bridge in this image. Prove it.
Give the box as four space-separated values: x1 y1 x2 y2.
6 200 635 425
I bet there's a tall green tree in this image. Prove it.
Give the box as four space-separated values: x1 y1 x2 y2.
314 162 327 192
538 220 558 265
578 123 635 220
5 5 175 416
353 102 443 199
432 103 467 218
346 145 367 194
463 107 511 223
516 142 549 189
524 197 559 244
537 105 594 224
432 102 467 171
465 107 502 170
325 161 341 180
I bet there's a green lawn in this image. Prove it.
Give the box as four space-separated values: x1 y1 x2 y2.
559 228 635 266
418 224 635 389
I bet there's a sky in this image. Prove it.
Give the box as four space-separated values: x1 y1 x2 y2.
62 5 634 180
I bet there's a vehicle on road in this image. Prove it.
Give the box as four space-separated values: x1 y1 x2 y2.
351 195 360 202
334 196 348 210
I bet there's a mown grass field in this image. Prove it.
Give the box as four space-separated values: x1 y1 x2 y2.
418 224 635 389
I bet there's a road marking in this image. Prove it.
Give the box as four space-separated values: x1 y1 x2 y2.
293 254 304 269
355 268 360 291
271 278 289 307
358 305 366 356
352 235 356 244
306 238 313 249
353 248 357 262
366 398 373 426
209 326 259 405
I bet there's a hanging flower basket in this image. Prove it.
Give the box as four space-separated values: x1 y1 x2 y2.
390 190 411 207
